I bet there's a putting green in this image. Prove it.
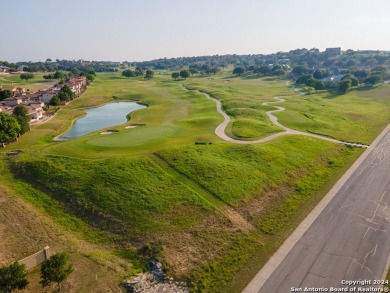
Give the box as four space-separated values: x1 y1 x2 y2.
86 125 179 147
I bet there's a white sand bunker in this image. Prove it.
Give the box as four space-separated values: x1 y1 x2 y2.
100 130 118 135
125 125 138 129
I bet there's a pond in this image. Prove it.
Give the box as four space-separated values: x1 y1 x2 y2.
59 102 146 139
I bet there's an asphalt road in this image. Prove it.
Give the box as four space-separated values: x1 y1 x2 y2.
255 127 390 292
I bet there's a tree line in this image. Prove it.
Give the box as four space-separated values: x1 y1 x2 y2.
0 59 119 74
121 68 154 79
0 105 30 148
292 64 386 94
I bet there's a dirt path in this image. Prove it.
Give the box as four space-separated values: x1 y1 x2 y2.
179 85 368 148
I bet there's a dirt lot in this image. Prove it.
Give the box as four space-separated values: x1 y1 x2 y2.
0 183 127 292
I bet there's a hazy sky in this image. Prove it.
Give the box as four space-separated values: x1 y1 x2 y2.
1 0 390 62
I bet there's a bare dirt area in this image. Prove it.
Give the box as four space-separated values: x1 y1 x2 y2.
160 212 241 276
237 185 294 223
0 183 127 292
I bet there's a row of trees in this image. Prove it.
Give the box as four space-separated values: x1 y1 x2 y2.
0 253 73 292
233 64 286 77
295 70 385 94
122 69 154 79
1 59 119 74
44 70 96 84
171 69 191 80
0 105 30 147
19 73 34 82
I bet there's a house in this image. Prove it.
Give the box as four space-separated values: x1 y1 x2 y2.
2 96 22 106
38 90 58 104
0 106 13 115
63 76 87 95
321 74 346 83
2 87 16 96
0 66 10 73
69 76 87 86
23 92 42 103
277 59 291 64
17 66 26 72
26 102 44 120
15 87 26 95
324 47 341 56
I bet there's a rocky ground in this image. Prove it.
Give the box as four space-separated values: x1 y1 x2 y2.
124 260 189 293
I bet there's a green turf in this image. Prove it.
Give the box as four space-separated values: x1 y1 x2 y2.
9 155 215 239
2 70 388 292
276 86 390 144
0 72 56 91
178 75 291 140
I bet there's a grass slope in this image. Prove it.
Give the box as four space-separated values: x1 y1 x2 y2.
178 74 292 140
276 86 390 144
2 71 388 292
8 136 362 292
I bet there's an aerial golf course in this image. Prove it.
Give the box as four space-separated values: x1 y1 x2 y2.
1 69 390 292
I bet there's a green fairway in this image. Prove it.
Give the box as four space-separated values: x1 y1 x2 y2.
179 74 292 140
0 72 56 91
2 70 389 292
275 85 390 144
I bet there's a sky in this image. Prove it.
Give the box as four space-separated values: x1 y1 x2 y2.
1 0 390 62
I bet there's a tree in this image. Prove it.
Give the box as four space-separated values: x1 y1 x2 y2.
338 79 351 94
292 65 311 75
256 65 270 76
314 80 325 91
313 69 322 79
341 75 359 87
56 85 75 102
134 68 144 77
189 68 198 76
352 69 369 80
12 105 30 135
121 69 135 78
144 70 154 79
40 253 73 291
58 92 70 102
210 67 219 75
364 74 383 85
84 73 95 81
271 69 285 77
0 90 13 101
171 72 180 80
43 74 54 80
49 96 61 106
12 105 28 117
350 77 359 87
233 66 245 76
14 116 30 135
179 69 191 79
295 74 317 87
61 85 75 98
20 73 34 82
371 65 387 74
0 112 21 147
0 262 29 293
200 64 211 74
53 71 65 80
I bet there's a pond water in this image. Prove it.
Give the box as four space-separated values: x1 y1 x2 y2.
59 102 146 139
